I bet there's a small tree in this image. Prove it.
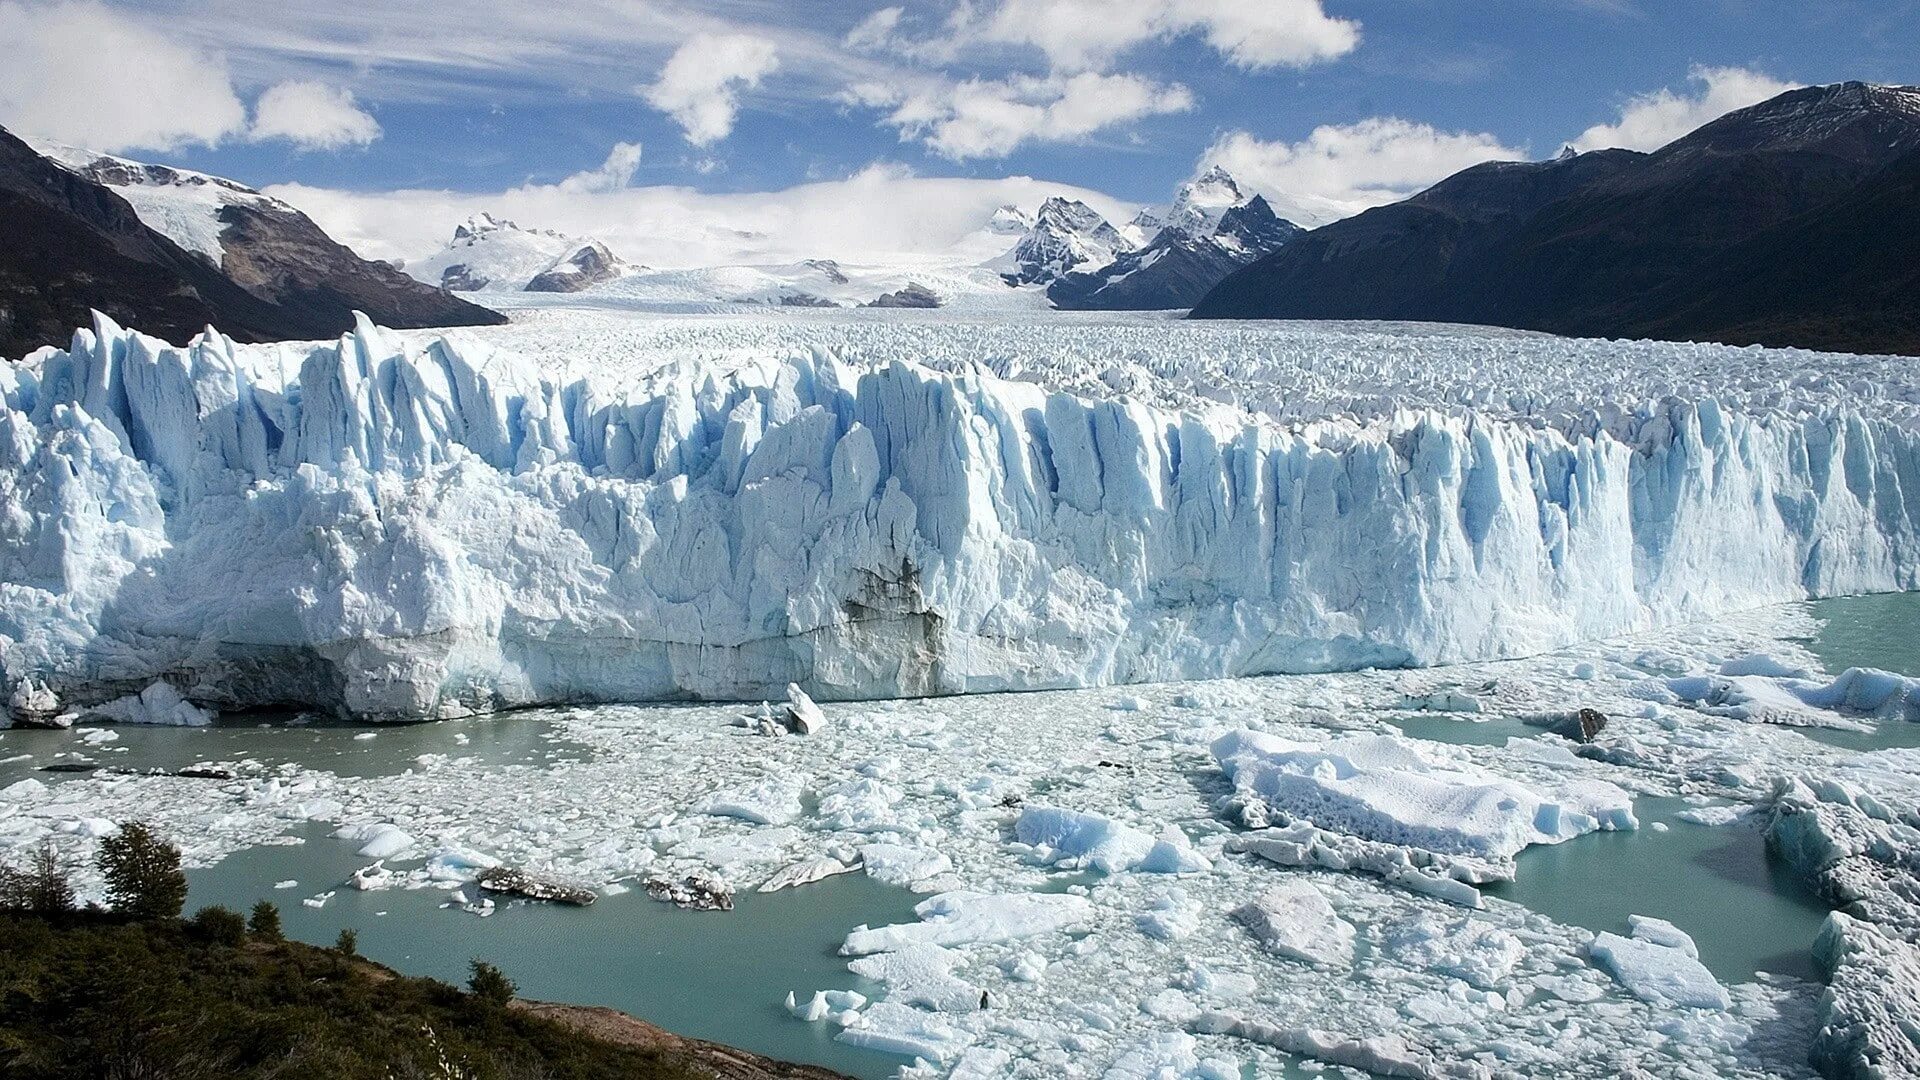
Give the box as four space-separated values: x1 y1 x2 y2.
97 822 187 920
334 927 358 957
187 905 247 946
0 841 75 915
249 900 283 940
467 960 516 1007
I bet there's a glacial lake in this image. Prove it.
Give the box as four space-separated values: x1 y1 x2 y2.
12 591 1920 1076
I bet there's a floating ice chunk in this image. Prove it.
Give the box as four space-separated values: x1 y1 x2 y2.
272 879 298 890
814 777 906 832
346 824 416 859
1111 695 1148 712
1719 653 1812 679
700 778 805 825
3 777 50 800
1674 804 1748 826
948 1047 1013 1080
786 989 867 1024
1000 951 1047 982
1667 667 1920 725
836 1001 974 1063
1383 914 1524 989
348 861 397 890
1193 1014 1475 1080
1014 806 1154 873
302 891 334 909
1137 825 1212 874
841 891 1094 955
1398 690 1482 714
785 684 826 735
425 845 500 882
848 944 981 1013
88 681 213 727
1212 730 1636 859
1589 931 1729 1009
1230 880 1354 967
1102 1031 1215 1078
859 843 954 890
1137 888 1201 941
1628 914 1700 957
759 857 856 892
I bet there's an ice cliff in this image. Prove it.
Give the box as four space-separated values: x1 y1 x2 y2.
3 314 1919 721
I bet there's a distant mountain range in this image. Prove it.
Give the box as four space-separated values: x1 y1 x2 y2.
1191 82 1920 357
0 127 503 357
408 213 636 293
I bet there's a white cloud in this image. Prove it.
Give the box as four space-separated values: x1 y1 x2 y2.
1572 65 1802 152
845 6 905 51
266 163 1136 270
945 0 1360 72
0 0 247 152
1200 119 1526 226
249 80 382 150
641 33 780 146
859 71 1193 160
556 141 643 193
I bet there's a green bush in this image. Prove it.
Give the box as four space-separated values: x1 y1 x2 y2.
96 822 187 920
469 960 517 1007
335 927 358 957
248 900 283 940
187 905 247 946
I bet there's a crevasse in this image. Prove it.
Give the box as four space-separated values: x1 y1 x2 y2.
1 313 1916 720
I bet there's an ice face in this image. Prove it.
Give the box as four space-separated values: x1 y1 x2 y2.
4 312 1919 722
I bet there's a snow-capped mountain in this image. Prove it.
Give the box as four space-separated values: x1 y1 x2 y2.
1047 172 1302 311
1 129 501 356
1157 165 1246 239
999 197 1128 286
410 214 634 293
37 144 290 268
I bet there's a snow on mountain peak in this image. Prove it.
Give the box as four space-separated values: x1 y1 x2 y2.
32 142 285 266
1159 166 1248 239
413 214 630 292
1001 197 1127 285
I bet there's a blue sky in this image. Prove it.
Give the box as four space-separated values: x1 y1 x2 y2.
2 0 1916 263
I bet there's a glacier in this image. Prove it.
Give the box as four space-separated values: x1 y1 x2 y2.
2 311 1919 722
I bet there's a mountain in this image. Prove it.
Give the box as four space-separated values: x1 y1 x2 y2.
1191 82 1920 356
1000 197 1127 286
36 140 505 342
0 128 502 357
1047 173 1302 311
410 214 634 293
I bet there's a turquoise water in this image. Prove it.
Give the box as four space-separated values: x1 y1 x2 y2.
186 827 923 1080
0 711 592 788
1484 798 1831 983
1385 712 1540 746
1795 591 1920 750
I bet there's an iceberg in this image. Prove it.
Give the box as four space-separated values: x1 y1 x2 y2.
3 313 1919 721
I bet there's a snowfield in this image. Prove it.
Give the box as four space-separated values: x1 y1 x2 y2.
2 307 1918 722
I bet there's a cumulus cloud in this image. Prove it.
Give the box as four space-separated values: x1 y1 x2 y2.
248 80 382 150
641 33 780 146
1572 65 1802 152
266 163 1136 270
0 0 247 151
856 71 1193 160
1200 120 1526 226
903 0 1359 72
556 141 643 193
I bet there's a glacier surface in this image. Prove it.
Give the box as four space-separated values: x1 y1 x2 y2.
3 310 1919 721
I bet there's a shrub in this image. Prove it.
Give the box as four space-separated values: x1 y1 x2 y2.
97 822 187 920
334 927 358 956
187 905 247 946
248 900 283 940
0 841 75 915
468 960 517 1007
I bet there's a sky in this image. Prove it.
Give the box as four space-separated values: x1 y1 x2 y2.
2 0 1916 266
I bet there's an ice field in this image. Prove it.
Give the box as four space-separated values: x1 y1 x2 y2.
2 307 1919 1078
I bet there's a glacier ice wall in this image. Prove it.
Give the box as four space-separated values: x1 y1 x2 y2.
2 313 1918 720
